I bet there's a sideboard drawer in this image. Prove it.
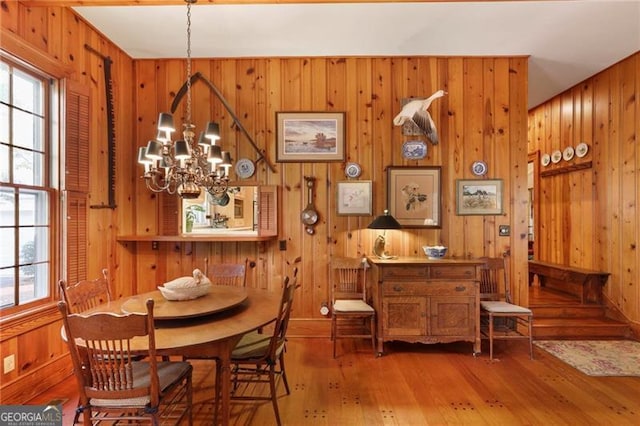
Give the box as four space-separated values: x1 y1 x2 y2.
383 281 476 297
429 265 476 279
382 266 428 280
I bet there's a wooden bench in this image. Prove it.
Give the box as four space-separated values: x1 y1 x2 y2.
528 260 610 304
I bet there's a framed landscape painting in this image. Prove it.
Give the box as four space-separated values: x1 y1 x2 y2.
456 179 504 215
276 112 345 162
387 166 441 228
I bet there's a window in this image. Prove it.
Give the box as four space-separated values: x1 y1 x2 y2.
0 56 57 311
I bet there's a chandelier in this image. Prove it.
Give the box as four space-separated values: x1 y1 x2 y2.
137 0 232 199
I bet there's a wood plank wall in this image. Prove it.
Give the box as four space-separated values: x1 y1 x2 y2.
1 2 530 402
130 56 529 326
528 51 640 332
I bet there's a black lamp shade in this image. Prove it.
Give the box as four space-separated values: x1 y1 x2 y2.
368 209 402 230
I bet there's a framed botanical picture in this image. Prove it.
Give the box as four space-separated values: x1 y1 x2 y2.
456 179 504 215
276 112 345 162
387 166 441 228
336 181 372 216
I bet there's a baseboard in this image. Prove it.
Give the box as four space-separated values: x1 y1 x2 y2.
287 318 331 338
0 354 73 404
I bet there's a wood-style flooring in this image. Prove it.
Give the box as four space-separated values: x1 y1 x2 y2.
29 335 640 425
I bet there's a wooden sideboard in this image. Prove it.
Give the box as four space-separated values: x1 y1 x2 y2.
368 257 483 356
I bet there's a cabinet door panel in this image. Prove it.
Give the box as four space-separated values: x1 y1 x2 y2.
382 297 427 336
430 296 475 336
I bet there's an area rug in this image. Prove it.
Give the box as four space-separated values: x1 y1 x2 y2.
534 340 640 376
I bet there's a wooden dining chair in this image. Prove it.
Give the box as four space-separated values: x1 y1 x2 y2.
58 269 111 313
479 256 534 360
331 256 376 358
58 298 194 425
208 258 249 287
214 272 298 426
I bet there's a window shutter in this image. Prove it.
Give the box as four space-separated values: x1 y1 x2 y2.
258 185 278 236
65 191 88 284
64 80 90 192
161 193 179 235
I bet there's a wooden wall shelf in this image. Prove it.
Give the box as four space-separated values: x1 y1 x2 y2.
116 235 277 243
540 161 592 177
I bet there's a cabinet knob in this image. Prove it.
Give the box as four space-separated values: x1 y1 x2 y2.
455 285 466 292
393 285 403 292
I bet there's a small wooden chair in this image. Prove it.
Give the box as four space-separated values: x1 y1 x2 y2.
331 256 376 358
208 258 248 287
58 269 111 313
479 256 534 360
213 273 298 426
58 298 194 425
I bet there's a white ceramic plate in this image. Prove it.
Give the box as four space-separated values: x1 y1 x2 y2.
563 146 575 161
344 162 362 178
235 158 255 178
402 140 427 159
541 154 551 166
551 150 562 164
575 142 589 158
471 160 488 176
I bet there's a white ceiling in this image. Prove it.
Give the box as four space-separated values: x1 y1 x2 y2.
73 1 640 109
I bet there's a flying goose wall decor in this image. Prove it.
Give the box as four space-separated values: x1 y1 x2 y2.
393 89 446 145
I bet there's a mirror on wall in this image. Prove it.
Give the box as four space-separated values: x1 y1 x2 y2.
182 186 258 235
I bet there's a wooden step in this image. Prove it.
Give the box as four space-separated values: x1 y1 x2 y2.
533 317 631 339
530 304 606 319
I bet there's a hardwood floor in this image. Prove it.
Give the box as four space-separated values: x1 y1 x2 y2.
29 336 640 425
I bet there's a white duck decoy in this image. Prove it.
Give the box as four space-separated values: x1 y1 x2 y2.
393 89 446 145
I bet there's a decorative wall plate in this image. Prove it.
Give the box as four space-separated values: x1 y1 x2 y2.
575 142 589 158
344 162 362 178
541 154 551 166
235 158 255 178
402 140 427 160
563 146 575 161
471 161 488 176
551 150 562 164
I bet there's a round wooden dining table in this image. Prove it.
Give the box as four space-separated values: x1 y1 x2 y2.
80 286 282 426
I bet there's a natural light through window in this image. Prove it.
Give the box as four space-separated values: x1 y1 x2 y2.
0 57 53 309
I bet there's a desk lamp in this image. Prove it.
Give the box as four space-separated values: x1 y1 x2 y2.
367 209 402 259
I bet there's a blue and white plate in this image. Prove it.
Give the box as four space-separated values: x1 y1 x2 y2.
235 158 255 179
402 140 427 160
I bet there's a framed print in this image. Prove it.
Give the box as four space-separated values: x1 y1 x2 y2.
276 112 345 162
456 179 504 215
387 166 441 228
336 181 372 216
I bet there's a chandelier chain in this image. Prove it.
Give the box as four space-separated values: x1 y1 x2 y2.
185 1 192 125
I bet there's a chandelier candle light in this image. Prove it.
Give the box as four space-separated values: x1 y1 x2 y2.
137 0 232 199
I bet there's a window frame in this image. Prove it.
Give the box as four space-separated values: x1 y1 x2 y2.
0 52 60 317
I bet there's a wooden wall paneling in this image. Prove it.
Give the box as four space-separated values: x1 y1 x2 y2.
592 71 610 284
508 57 528 305
608 64 623 313
619 57 638 318
1 0 19 33
493 59 510 258
481 58 498 256
580 81 594 269
445 58 465 254
21 5 47 52
462 58 485 258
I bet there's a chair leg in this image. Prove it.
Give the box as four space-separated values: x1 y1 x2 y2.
489 313 495 361
331 314 337 358
279 352 290 395
370 315 376 356
528 315 534 360
214 359 221 425
269 364 282 426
